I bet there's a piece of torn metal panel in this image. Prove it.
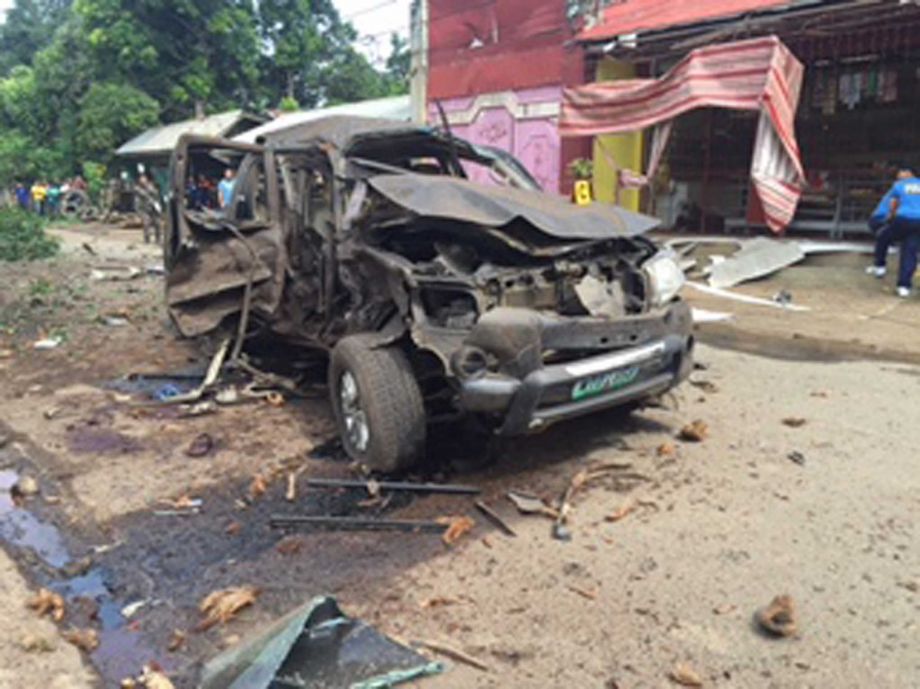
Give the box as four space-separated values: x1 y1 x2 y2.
796 240 874 255
707 237 805 289
691 308 734 323
199 596 443 689
685 282 810 311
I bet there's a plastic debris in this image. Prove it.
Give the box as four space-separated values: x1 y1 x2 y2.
33 336 63 350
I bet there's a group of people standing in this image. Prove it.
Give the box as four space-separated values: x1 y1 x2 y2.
12 177 86 217
186 168 236 211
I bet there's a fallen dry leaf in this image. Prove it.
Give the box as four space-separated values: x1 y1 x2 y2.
27 587 65 621
62 628 100 653
678 420 708 442
712 603 736 615
275 536 305 556
781 417 807 428
420 596 458 609
197 586 259 631
567 585 598 600
140 666 176 689
167 629 186 652
225 521 242 536
605 499 636 523
249 474 268 499
656 442 676 457
439 516 475 546
670 663 703 686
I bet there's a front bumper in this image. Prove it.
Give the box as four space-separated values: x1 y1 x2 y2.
459 303 693 436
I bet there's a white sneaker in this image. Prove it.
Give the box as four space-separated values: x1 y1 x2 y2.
896 287 911 298
865 265 886 277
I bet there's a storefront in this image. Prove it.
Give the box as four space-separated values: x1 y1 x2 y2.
574 0 920 235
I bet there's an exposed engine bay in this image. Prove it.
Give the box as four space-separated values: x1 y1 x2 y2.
164 116 693 470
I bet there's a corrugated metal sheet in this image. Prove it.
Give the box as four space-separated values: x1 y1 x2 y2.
234 96 410 144
578 0 793 42
116 110 265 158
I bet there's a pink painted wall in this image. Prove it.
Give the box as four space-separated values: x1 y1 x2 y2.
429 86 563 193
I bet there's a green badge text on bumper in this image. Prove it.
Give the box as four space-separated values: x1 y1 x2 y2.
571 366 641 401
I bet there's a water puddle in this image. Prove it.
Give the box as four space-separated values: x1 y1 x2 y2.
0 467 166 682
0 470 69 568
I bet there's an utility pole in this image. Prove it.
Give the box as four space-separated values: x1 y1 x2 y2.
409 0 428 124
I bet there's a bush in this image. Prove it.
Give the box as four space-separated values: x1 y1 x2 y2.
0 208 59 261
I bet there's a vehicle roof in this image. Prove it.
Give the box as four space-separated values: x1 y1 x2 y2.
253 115 434 151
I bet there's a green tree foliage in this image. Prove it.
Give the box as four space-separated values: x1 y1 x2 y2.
77 83 160 164
0 0 411 186
0 0 73 74
0 208 59 261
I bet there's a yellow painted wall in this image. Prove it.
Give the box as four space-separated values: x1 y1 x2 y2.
592 59 644 211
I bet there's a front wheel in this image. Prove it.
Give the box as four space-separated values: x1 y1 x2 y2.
328 336 426 472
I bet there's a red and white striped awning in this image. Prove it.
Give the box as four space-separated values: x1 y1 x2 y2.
561 36 805 233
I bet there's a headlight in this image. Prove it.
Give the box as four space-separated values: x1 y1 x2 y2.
643 250 685 307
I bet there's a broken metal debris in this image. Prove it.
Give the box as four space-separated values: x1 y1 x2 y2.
474 499 517 537
270 514 449 534
787 451 806 466
304 477 481 495
197 586 260 631
755 594 798 638
185 432 215 458
506 490 559 519
707 236 805 289
199 596 443 689
685 281 811 311
782 417 807 428
678 420 709 442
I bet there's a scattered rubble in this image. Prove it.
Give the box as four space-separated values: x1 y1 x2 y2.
755 594 798 637
669 662 704 686
678 420 709 442
20 632 55 653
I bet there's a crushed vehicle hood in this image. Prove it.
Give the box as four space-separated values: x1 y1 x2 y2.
368 173 660 241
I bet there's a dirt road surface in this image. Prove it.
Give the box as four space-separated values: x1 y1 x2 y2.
0 225 918 688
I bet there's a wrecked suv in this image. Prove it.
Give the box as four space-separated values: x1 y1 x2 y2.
165 116 692 471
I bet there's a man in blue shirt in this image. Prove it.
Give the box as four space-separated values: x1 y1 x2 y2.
867 166 920 298
14 182 30 210
218 168 236 211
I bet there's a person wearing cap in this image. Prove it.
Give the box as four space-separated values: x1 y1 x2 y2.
866 165 920 298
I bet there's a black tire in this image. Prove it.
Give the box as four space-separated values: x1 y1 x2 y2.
328 335 426 472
